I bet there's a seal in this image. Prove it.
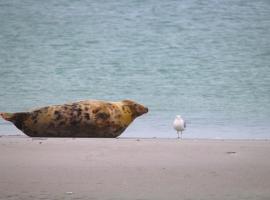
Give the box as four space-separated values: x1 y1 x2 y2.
0 99 148 138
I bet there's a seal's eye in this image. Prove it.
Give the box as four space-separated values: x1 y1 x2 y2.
134 104 140 111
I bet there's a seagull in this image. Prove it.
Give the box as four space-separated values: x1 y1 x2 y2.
173 115 186 139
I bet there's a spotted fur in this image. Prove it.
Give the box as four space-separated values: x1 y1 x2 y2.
0 100 148 138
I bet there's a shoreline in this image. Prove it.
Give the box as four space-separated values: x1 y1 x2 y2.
1 134 270 141
1 136 270 200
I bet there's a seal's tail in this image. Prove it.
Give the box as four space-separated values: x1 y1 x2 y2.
1 112 29 131
0 112 14 121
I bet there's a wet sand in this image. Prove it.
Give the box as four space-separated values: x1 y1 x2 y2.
0 136 270 200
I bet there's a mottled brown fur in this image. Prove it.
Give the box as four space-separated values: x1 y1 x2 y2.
0 100 148 138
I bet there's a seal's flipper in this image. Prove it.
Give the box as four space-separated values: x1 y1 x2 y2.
0 112 29 130
0 112 14 121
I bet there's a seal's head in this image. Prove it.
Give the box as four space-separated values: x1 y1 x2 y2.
122 100 148 118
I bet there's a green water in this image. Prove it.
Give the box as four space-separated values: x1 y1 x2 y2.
0 0 269 138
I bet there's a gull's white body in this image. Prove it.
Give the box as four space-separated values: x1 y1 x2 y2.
173 115 186 139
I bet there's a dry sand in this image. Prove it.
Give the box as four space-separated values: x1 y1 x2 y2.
0 136 270 200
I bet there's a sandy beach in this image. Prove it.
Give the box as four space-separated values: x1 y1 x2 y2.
0 136 270 200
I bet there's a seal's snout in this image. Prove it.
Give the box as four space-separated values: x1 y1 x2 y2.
143 106 149 114
122 99 148 117
136 104 148 116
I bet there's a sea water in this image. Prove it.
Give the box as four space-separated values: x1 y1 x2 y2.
0 0 269 139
